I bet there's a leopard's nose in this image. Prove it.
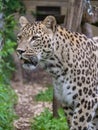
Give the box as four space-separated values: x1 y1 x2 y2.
16 49 25 55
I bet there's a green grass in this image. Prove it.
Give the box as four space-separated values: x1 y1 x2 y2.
35 85 53 102
0 83 17 130
33 85 69 130
31 108 69 130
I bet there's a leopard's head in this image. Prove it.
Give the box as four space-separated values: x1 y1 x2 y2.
16 16 57 70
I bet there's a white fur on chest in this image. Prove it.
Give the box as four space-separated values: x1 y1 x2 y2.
53 79 77 106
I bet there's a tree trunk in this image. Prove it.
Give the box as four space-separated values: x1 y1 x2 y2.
53 93 61 117
64 0 84 32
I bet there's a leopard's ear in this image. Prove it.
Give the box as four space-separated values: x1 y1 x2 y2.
43 16 57 33
19 16 29 27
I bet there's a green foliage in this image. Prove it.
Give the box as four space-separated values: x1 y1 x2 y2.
31 108 69 130
0 1 23 83
0 0 24 84
35 85 53 102
0 84 17 130
0 40 16 83
0 0 25 83
3 0 25 15
4 15 17 41
0 0 25 130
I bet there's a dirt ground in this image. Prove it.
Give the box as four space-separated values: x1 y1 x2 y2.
11 67 52 130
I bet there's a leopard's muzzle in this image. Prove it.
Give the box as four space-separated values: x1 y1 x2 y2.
17 49 38 70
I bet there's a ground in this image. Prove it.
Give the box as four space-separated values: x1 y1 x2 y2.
11 67 52 130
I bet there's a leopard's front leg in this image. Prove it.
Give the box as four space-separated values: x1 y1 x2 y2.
70 103 96 130
62 105 73 128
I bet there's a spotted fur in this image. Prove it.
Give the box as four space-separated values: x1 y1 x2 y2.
17 16 98 130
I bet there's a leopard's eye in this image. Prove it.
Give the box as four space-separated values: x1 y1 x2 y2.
31 36 40 41
17 34 22 41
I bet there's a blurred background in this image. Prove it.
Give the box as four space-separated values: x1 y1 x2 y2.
0 0 98 130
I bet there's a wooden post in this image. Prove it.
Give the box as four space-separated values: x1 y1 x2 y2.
64 0 84 32
53 93 61 117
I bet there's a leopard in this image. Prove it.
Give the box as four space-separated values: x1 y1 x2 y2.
16 15 98 130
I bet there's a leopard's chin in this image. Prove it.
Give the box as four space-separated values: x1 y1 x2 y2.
23 63 36 70
22 56 38 70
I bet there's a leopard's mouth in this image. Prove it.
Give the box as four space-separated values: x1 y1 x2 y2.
22 56 38 70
